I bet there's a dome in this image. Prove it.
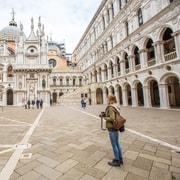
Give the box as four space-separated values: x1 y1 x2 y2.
0 11 21 42
0 26 21 41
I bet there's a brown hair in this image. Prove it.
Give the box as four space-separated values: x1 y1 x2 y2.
107 94 117 105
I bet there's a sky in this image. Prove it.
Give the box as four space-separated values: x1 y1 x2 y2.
0 0 102 53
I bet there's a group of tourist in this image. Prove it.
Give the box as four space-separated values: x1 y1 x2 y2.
24 99 43 109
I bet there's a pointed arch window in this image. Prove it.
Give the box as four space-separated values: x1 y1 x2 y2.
42 79 46 88
138 8 143 26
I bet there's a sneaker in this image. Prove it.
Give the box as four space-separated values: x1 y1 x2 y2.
108 159 120 167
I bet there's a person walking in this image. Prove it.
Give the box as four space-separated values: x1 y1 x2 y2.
103 94 123 167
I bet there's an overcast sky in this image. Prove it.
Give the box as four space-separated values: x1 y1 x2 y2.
0 0 102 53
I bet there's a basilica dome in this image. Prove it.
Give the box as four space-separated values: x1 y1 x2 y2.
0 14 21 42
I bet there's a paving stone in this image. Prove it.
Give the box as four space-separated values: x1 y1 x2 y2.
102 168 128 180
55 159 78 173
125 172 148 180
74 163 105 179
34 164 62 179
15 160 42 175
139 153 171 165
37 156 59 168
56 169 84 180
80 174 98 180
124 150 139 161
121 164 149 178
149 166 172 180
15 170 41 180
133 157 153 171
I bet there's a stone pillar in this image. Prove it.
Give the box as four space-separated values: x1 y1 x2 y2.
172 30 180 58
153 41 164 64
159 83 169 109
122 87 128 106
139 49 147 68
131 87 138 107
128 55 134 72
143 86 152 108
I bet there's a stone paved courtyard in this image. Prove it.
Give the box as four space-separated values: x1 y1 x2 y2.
0 105 180 180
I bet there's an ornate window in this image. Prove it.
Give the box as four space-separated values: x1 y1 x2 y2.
49 59 57 67
138 8 143 26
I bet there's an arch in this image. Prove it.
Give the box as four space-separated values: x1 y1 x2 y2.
52 92 57 103
149 79 160 107
7 89 13 105
125 83 132 105
116 84 123 105
160 73 180 108
96 88 103 104
136 81 144 106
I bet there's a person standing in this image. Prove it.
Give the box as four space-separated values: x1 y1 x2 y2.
27 99 31 109
40 99 43 109
36 99 40 109
103 94 123 167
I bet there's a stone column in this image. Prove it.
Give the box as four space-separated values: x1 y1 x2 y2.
139 49 147 68
172 30 180 58
122 87 128 106
131 87 138 107
159 83 169 109
143 86 152 108
153 41 164 64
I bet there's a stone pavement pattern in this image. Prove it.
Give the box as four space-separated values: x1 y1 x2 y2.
0 105 180 180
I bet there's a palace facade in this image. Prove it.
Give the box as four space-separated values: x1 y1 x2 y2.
73 0 180 109
0 14 82 107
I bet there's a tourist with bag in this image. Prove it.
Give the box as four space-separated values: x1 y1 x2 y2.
103 94 124 167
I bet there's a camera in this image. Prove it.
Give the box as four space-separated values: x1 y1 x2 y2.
99 111 106 117
119 125 125 132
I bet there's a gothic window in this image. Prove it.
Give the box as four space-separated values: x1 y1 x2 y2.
49 59 57 67
110 61 114 77
111 3 114 18
79 78 82 85
138 8 143 26
163 28 175 54
7 66 13 77
102 16 105 30
125 21 129 36
119 0 122 9
53 78 56 85
125 53 129 69
66 79 69 86
146 38 155 60
73 79 75 85
60 79 63 85
30 73 34 78
134 47 140 65
42 79 46 88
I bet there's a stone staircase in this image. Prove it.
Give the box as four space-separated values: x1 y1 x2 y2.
57 86 88 105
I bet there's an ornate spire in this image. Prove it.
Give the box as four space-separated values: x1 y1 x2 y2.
9 8 17 26
31 17 34 30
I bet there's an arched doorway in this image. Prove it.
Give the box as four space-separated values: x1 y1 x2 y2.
52 92 57 103
137 82 144 106
166 76 180 108
96 88 103 104
126 84 132 105
117 86 123 105
7 89 13 105
150 80 160 107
